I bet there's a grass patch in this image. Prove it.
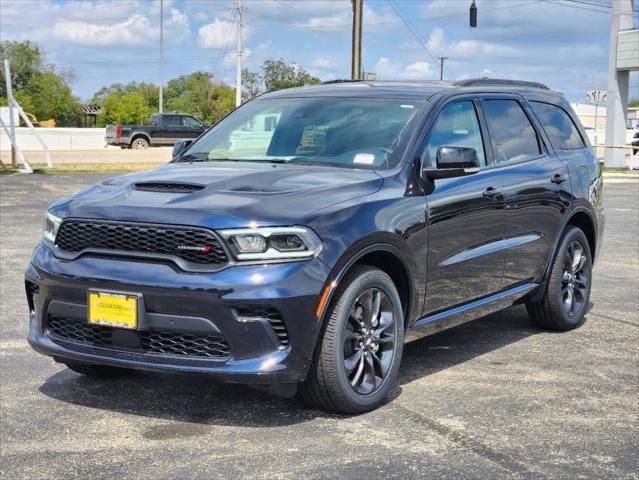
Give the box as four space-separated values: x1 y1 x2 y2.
602 166 638 173
0 162 164 174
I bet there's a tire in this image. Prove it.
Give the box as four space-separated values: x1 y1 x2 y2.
64 362 132 378
300 265 404 414
130 137 149 150
526 226 592 331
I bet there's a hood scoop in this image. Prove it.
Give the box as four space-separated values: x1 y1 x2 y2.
133 182 205 194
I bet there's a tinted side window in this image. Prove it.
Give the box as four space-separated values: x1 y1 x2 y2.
427 101 486 167
164 115 181 127
183 116 202 129
531 102 584 150
483 100 542 163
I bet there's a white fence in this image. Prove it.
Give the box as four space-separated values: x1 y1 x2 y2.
0 127 106 151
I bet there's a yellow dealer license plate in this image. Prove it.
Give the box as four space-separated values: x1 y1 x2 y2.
88 290 138 329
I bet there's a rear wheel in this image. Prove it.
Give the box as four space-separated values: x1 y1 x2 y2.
527 226 592 331
131 137 149 150
64 362 132 378
301 266 404 414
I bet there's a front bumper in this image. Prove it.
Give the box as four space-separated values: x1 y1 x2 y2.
26 241 330 384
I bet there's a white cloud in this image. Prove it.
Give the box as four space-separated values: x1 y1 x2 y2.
51 16 154 46
374 57 433 80
199 18 238 49
427 27 521 60
311 57 337 70
404 61 432 79
13 4 190 47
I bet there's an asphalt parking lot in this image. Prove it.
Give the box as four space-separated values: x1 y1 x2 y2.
1 173 637 480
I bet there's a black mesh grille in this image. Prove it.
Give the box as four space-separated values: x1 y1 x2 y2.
55 219 228 266
134 182 205 193
46 315 230 359
234 305 289 347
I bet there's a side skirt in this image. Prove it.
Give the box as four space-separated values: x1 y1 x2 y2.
406 283 538 342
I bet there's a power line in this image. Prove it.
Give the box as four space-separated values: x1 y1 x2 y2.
540 0 612 13
58 53 232 69
59 8 235 26
386 0 438 65
245 0 540 31
560 0 612 8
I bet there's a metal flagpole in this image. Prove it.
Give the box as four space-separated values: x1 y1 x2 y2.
4 58 16 167
235 0 243 107
159 0 164 114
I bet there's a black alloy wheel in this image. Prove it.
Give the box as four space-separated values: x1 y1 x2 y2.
301 266 404 414
343 288 397 395
527 226 592 331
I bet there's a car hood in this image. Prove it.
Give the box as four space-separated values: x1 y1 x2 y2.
51 162 384 229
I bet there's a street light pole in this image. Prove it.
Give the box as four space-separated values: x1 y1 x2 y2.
235 0 243 107
159 0 164 114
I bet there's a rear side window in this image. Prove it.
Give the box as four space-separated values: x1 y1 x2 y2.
531 102 585 150
482 100 542 163
164 115 181 126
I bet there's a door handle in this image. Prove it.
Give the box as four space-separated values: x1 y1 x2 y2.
551 174 568 184
482 187 503 199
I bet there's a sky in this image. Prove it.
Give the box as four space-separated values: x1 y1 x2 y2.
0 0 637 103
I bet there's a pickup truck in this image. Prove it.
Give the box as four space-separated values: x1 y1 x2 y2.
105 113 208 149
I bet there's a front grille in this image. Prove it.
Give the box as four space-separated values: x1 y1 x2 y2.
46 315 230 359
234 305 290 347
134 182 205 193
55 219 228 266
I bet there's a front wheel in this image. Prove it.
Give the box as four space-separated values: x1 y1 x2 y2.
527 226 592 331
301 266 404 414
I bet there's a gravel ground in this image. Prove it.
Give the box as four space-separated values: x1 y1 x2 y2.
1 173 637 480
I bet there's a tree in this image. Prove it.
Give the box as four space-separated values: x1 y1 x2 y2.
91 82 140 104
24 71 79 124
262 59 320 92
630 99 639 108
102 92 151 125
242 68 263 100
0 40 79 126
165 72 234 124
0 41 44 97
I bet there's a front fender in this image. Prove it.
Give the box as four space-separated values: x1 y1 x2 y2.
315 233 423 332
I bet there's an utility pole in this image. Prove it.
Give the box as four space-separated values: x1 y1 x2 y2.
351 0 363 80
235 0 243 107
159 0 164 113
437 56 448 81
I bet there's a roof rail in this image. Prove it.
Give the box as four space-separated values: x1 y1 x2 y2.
454 78 550 90
320 79 367 84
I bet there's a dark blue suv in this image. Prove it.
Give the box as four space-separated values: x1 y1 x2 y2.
26 79 604 413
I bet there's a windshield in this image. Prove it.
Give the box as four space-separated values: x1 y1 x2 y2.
176 97 423 169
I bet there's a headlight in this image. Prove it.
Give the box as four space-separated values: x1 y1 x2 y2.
43 212 62 243
219 226 322 261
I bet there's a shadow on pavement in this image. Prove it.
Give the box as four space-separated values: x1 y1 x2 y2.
39 305 545 426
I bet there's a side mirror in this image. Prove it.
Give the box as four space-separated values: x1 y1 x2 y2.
172 139 193 159
424 146 480 180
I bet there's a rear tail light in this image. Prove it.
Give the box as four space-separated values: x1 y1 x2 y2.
116 127 122 139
